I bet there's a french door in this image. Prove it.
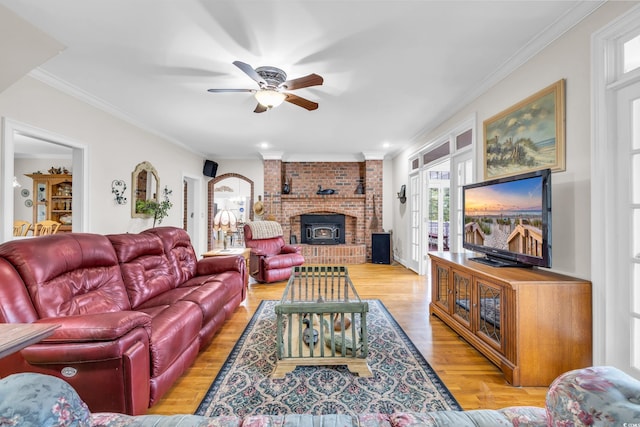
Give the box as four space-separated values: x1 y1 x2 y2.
452 154 474 251
408 173 421 273
423 161 451 254
593 7 640 375
618 81 640 375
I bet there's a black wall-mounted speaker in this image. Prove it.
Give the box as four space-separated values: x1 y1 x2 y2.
203 160 218 177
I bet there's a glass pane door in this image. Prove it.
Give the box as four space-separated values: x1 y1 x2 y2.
453 270 471 327
453 155 473 252
408 173 420 273
476 279 503 351
36 181 47 222
621 84 640 373
425 160 450 253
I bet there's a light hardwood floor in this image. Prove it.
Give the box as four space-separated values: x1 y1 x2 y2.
147 262 548 415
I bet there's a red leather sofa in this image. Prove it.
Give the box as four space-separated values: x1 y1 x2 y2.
243 221 304 283
0 226 246 416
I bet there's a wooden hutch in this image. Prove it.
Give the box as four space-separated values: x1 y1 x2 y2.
26 173 73 233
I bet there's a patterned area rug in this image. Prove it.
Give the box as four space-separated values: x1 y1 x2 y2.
195 300 460 417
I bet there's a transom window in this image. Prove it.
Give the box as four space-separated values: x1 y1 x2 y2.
624 33 640 74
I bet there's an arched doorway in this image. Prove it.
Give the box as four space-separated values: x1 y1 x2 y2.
207 173 254 250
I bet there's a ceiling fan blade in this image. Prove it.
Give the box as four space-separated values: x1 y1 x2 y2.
281 73 324 90
284 93 319 111
254 103 268 113
233 61 266 86
207 88 255 93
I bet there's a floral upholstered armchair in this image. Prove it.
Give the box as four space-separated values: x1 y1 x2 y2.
545 365 640 426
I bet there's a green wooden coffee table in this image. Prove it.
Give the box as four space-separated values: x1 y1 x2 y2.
273 265 371 378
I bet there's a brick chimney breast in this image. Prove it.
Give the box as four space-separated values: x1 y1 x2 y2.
263 160 383 263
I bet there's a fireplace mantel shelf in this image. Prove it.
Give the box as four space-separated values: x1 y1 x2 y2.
281 194 366 200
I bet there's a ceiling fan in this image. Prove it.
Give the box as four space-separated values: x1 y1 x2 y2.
207 61 323 113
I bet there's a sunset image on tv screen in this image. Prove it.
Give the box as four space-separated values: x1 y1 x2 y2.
464 176 543 257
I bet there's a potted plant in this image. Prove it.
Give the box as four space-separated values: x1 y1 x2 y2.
136 186 173 227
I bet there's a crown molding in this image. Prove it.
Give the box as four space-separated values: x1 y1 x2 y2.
280 152 389 162
409 1 605 145
260 151 284 160
28 68 205 156
361 152 385 161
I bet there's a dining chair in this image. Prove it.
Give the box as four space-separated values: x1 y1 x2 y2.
33 220 62 236
13 220 32 236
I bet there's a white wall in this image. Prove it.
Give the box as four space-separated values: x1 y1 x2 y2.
391 152 410 265
0 76 206 241
391 1 637 279
382 157 393 234
213 158 264 200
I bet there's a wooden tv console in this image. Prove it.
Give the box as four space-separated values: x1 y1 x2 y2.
429 252 592 387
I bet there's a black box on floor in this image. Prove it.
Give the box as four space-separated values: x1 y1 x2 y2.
372 232 392 264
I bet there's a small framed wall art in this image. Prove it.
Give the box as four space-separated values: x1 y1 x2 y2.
483 79 565 179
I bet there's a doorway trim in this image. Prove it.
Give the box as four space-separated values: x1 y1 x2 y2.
181 173 202 254
407 115 476 275
1 118 88 241
591 4 640 370
207 173 254 250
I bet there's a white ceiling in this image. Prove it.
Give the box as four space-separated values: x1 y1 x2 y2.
1 1 602 161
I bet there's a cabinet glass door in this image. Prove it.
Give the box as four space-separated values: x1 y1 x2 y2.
476 280 503 350
35 182 47 222
434 265 450 311
453 271 471 326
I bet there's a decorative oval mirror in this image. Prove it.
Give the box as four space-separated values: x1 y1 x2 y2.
131 161 160 218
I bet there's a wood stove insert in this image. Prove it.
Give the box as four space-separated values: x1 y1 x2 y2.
301 214 345 245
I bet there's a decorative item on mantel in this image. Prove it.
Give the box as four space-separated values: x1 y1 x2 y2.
282 176 291 194
111 180 127 205
316 185 335 195
354 179 364 195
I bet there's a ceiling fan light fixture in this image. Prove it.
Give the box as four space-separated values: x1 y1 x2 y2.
255 90 286 109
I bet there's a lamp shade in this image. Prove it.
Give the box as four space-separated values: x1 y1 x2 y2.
213 209 237 232
254 90 286 108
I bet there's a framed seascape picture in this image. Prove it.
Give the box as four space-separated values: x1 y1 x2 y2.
483 79 565 179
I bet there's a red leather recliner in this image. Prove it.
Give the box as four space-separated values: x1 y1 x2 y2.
243 221 305 283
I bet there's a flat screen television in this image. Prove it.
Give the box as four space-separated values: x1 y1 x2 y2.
462 168 551 268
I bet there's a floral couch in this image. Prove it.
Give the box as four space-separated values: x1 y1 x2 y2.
1 366 639 426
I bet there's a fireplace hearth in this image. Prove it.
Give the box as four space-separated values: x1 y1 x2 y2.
301 214 345 245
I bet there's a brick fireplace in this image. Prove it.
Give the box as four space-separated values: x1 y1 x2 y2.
262 157 383 263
